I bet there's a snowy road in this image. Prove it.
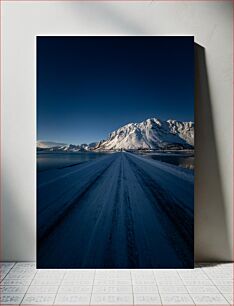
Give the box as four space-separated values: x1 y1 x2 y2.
37 152 194 268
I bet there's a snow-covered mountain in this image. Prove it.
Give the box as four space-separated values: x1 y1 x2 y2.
58 144 89 152
37 142 89 152
37 141 67 149
95 118 194 150
37 118 194 152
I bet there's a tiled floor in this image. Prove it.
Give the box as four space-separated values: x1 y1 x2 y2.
0 262 233 305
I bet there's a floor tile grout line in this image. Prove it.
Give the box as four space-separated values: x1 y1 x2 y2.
201 265 232 305
214 283 233 305
130 269 134 306
53 269 66 305
152 269 163 305
0 262 16 283
0 263 233 305
176 267 197 305
19 264 38 305
0 262 16 305
90 269 96 306
178 267 216 286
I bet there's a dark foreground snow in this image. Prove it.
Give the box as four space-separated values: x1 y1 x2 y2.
37 152 194 268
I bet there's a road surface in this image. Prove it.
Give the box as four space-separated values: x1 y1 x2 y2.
37 152 194 268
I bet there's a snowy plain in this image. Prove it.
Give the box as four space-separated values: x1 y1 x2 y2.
37 152 194 269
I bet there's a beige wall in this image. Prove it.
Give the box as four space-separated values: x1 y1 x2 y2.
1 1 233 261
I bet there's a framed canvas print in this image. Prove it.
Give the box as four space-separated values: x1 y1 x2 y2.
37 36 194 268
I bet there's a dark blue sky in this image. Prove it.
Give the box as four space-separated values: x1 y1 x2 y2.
37 36 194 145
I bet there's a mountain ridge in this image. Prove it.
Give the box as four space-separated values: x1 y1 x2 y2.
37 117 194 152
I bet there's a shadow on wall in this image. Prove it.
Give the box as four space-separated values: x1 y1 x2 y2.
67 3 148 35
194 44 231 261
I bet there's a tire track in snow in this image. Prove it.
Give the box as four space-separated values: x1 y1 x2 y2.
38 158 114 243
104 154 139 268
122 154 140 268
125 153 193 267
38 154 122 268
103 154 123 267
80 153 130 268
37 152 193 268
